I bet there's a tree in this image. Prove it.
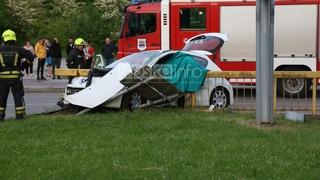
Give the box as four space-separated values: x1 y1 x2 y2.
64 3 116 49
1 0 128 49
95 0 128 21
93 0 129 44
6 0 39 23
1 0 31 44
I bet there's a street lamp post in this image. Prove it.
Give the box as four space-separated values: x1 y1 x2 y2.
256 0 275 124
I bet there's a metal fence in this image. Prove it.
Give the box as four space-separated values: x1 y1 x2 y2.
202 71 319 116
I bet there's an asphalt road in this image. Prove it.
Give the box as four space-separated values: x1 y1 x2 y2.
5 92 62 120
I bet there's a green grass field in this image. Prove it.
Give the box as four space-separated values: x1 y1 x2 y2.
0 109 319 179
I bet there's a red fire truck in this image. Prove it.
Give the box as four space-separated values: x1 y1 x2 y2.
117 0 320 96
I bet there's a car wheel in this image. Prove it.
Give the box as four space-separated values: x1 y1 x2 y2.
210 87 229 109
177 95 186 108
122 92 142 112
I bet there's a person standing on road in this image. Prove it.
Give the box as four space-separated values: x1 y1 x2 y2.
66 38 74 56
45 39 53 78
0 29 35 121
51 38 62 79
35 39 47 80
23 40 35 77
66 38 86 83
101 37 117 65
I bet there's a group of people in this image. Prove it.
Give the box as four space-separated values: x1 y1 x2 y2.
66 37 117 83
66 37 117 69
0 28 119 121
66 38 95 70
32 38 62 80
21 36 117 81
19 38 62 80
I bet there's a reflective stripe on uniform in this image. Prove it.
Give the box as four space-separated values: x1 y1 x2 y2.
0 54 5 67
16 107 25 111
16 106 26 115
0 107 5 116
0 74 20 79
16 110 26 115
0 71 20 75
0 53 19 67
13 53 18 67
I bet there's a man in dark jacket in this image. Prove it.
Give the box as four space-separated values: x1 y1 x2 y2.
0 29 35 121
51 38 62 79
101 37 118 65
66 38 74 56
66 38 86 83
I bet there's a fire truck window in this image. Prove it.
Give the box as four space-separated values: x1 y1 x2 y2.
180 8 206 30
127 13 156 37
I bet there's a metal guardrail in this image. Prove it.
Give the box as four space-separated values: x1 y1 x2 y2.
56 69 319 115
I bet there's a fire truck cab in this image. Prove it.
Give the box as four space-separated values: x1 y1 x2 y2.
118 0 320 96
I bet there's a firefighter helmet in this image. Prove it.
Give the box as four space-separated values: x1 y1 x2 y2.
74 38 85 46
2 29 17 42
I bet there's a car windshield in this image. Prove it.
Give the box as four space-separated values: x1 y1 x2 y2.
106 51 161 69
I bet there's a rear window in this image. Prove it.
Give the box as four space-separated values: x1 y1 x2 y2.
183 36 224 53
180 8 206 30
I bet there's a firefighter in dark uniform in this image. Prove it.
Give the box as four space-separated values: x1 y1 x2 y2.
0 29 35 121
66 38 86 83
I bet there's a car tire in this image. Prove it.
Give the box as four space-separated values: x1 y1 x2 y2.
122 92 142 112
177 95 186 108
209 87 229 109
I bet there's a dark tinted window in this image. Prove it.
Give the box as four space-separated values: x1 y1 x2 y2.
180 8 206 30
127 13 156 36
193 56 208 68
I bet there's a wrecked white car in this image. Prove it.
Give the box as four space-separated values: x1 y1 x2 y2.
59 33 234 111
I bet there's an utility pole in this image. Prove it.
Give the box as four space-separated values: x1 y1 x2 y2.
256 0 275 124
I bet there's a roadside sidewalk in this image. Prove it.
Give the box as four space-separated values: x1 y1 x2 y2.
23 77 67 93
23 58 68 93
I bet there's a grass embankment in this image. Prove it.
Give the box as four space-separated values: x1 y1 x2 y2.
0 109 319 179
